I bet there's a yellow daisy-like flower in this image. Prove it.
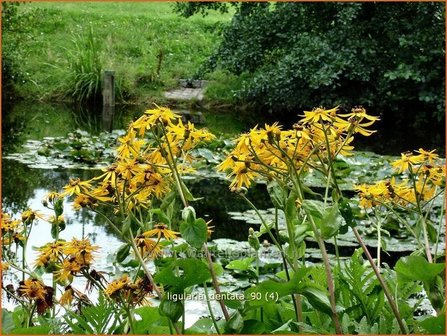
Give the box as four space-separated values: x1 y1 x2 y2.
62 178 92 197
392 152 418 174
134 235 163 259
1 262 9 272
18 278 47 301
35 241 66 267
63 238 99 266
143 224 179 241
21 209 44 224
145 106 180 126
117 129 146 159
104 274 131 298
229 161 259 190
55 258 82 284
59 285 75 306
413 148 439 165
301 106 338 124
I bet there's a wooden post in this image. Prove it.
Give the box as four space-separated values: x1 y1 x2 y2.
102 70 115 132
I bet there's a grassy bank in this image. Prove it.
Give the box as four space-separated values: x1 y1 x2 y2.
11 2 233 106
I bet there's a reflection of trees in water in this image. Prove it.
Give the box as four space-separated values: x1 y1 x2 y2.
71 205 123 241
2 160 275 241
186 177 272 241
1 160 98 213
2 103 26 154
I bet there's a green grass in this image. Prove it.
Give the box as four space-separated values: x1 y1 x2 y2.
14 2 233 104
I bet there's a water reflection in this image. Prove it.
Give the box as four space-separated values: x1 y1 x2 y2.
1 160 264 242
1 101 142 155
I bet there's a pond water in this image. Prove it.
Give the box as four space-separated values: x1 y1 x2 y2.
2 101 445 325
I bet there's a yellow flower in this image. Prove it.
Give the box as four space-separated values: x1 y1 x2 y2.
413 148 439 165
134 235 162 259
73 194 97 210
338 106 379 122
43 191 63 206
131 114 151 137
104 275 153 305
355 181 391 208
1 216 21 233
117 129 146 159
55 258 81 283
1 262 9 272
301 106 338 124
116 158 141 180
35 241 66 266
94 164 119 186
59 285 75 306
392 152 419 174
229 161 258 190
104 274 131 298
145 106 180 126
21 209 44 224
426 165 445 186
143 224 179 241
63 238 99 266
62 178 92 196
18 279 47 301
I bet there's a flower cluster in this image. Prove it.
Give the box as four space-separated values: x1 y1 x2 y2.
35 238 99 284
62 107 215 213
104 274 153 305
218 106 378 190
356 149 445 209
18 278 54 315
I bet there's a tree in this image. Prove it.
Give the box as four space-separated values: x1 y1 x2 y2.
175 2 445 150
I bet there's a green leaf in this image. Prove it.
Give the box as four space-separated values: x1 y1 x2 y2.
159 299 184 323
223 294 244 310
240 320 266 334
271 319 299 334
226 311 244 333
2 309 15 334
300 285 333 316
419 313 445 334
226 257 255 272
116 243 131 263
338 197 355 227
185 318 215 334
302 200 323 226
267 181 287 209
150 208 171 225
395 256 445 283
319 203 341 239
180 218 208 249
181 180 203 202
245 269 309 307
160 191 176 211
10 326 51 334
181 206 196 224
154 258 211 293
134 306 169 334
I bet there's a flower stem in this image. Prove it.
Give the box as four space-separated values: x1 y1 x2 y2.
352 227 407 334
305 212 342 334
203 282 221 334
203 243 230 321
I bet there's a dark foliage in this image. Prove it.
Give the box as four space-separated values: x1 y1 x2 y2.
175 2 445 151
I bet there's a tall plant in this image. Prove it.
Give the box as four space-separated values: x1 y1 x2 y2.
62 25 103 103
